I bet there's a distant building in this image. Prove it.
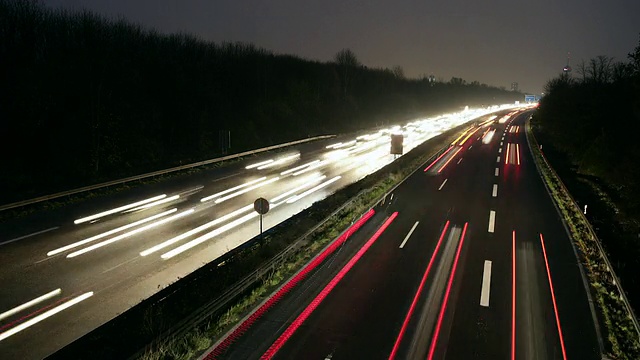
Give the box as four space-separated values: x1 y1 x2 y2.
511 82 519 92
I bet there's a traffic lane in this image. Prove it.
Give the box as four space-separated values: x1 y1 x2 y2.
273 195 454 359
218 210 392 360
0 134 340 244
496 112 600 359
0 180 352 359
423 123 514 359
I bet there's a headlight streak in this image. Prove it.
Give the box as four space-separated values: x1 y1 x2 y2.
256 154 300 170
0 289 62 321
124 195 180 213
140 205 254 256
213 177 280 204
48 209 178 256
291 160 327 176
0 292 93 342
73 194 167 224
280 160 320 176
200 177 267 202
269 175 327 203
245 159 274 169
286 176 342 204
67 209 194 258
160 210 267 259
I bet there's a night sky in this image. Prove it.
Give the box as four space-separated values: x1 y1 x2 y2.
46 0 639 94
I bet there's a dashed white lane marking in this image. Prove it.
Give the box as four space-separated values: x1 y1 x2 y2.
488 210 496 233
480 260 493 307
399 221 420 249
438 179 448 191
495 168 499 176
492 184 498 197
497 156 501 163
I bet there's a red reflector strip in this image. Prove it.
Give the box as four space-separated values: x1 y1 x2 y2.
260 212 399 359
427 222 468 360
388 221 451 360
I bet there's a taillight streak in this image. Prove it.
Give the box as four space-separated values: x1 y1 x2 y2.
427 222 469 360
388 221 451 360
437 147 463 173
512 230 516 360
260 212 399 359
539 234 568 360
506 143 511 164
516 144 521 165
424 147 453 172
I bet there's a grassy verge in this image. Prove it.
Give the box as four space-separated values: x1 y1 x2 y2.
526 119 640 359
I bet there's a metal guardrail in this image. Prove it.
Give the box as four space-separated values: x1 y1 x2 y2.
0 135 335 212
526 118 640 343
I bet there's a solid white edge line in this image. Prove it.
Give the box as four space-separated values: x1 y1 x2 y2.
0 292 93 342
399 221 420 249
488 210 496 233
0 289 62 321
1 227 59 247
438 179 448 191
492 184 498 197
480 260 492 307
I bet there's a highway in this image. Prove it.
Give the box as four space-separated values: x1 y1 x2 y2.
203 111 601 359
0 106 515 359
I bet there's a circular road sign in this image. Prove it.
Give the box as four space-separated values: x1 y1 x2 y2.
254 197 270 215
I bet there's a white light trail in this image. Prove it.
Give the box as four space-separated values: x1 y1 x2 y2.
270 175 327 203
256 154 300 170
286 176 342 204
73 194 167 224
0 289 62 321
280 160 320 176
67 209 193 258
48 209 177 256
125 195 180 213
245 159 274 169
292 160 327 176
140 205 254 256
214 177 280 204
200 177 267 202
0 292 93 342
161 210 266 259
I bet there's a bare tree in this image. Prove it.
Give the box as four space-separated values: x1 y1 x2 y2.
392 65 405 79
334 48 360 97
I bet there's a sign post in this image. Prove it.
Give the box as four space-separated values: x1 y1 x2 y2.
254 197 270 241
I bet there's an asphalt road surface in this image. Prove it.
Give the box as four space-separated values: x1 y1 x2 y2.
0 106 518 359
207 110 601 360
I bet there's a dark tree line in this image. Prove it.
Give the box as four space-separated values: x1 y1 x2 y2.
0 0 521 203
536 43 640 215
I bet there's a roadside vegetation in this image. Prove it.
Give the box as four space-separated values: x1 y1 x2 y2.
532 35 640 359
0 0 520 205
